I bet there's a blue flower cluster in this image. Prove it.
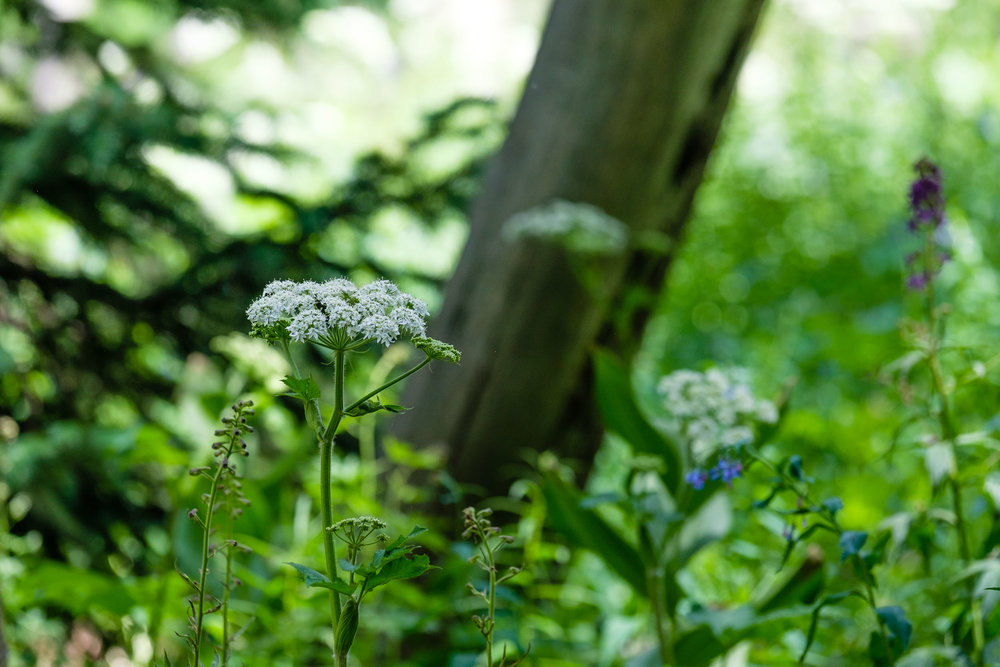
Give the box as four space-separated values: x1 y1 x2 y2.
684 455 744 491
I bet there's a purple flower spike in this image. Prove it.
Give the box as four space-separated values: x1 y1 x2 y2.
709 456 744 487
908 158 945 231
685 468 709 491
906 271 930 291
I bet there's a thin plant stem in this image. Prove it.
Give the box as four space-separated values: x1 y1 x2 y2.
923 278 983 665
648 567 672 665
482 538 496 666
222 509 233 667
194 465 224 667
343 356 432 416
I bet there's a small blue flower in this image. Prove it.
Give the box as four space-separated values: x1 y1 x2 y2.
685 467 709 491
709 456 744 487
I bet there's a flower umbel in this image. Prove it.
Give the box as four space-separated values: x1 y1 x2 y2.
246 278 429 348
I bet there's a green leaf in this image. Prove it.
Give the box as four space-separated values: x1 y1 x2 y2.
539 470 646 595
877 605 912 650
788 455 804 481
407 525 428 539
282 375 320 401
673 625 726 667
364 553 433 591
286 561 357 595
310 578 357 596
593 349 682 494
753 486 781 509
924 442 955 485
800 591 866 662
821 497 844 515
839 531 868 562
286 561 331 586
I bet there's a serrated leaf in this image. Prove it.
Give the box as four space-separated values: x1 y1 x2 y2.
407 525 428 539
285 561 330 586
839 531 868 562
876 605 912 650
364 553 433 591
282 375 321 401
593 349 682 494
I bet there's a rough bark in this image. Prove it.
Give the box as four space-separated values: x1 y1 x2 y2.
395 0 766 495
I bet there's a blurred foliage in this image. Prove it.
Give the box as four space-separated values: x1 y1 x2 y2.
4 0 1000 664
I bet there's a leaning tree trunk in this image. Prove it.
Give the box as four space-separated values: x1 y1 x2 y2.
395 0 766 495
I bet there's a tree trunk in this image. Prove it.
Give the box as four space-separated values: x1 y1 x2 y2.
395 0 766 495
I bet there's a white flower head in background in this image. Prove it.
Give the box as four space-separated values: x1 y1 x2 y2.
502 199 628 255
247 278 428 349
657 366 777 463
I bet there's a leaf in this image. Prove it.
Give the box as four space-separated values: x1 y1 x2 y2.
753 486 781 510
788 455 804 481
839 531 868 562
285 561 330 586
580 491 623 509
821 497 844 515
286 563 357 596
364 553 433 591
877 605 912 650
539 470 647 595
593 349 682 494
924 443 955 485
985 472 1000 510
281 375 321 401
800 591 865 662
672 625 726 667
406 525 428 539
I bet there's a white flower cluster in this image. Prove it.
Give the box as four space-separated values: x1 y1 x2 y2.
246 278 428 347
657 367 777 460
502 199 628 254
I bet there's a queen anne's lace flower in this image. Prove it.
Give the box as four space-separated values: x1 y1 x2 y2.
247 278 429 348
657 366 777 490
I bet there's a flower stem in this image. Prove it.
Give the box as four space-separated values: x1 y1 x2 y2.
194 466 224 667
923 287 982 664
343 356 432 416
321 348 346 634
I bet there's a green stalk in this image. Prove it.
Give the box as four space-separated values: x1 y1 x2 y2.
321 348 346 633
648 567 672 665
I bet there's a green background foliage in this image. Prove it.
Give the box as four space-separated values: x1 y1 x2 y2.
2 0 1000 664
